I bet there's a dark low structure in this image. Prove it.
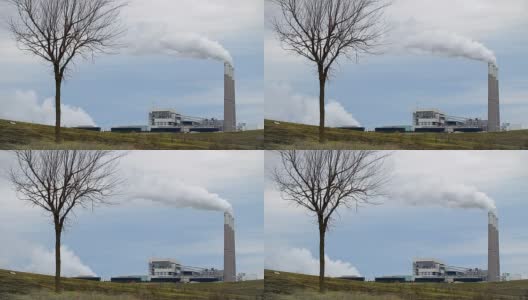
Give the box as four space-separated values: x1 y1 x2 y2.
453 277 485 283
74 126 101 132
337 127 366 132
414 127 446 133
72 276 101 281
338 276 365 281
190 277 221 283
375 277 407 283
375 127 407 133
190 128 221 133
150 127 182 133
150 277 181 283
414 277 446 283
110 276 143 283
453 127 484 133
111 127 146 133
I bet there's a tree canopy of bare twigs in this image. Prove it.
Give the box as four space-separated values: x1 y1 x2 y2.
9 150 124 293
5 0 126 143
272 150 390 292
270 0 390 143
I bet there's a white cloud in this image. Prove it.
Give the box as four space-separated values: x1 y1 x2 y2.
25 245 96 277
266 83 361 127
0 90 96 127
265 247 360 277
120 151 263 197
387 0 528 39
124 0 263 40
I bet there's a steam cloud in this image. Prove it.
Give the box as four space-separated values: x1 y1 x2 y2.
0 90 96 127
265 247 361 277
403 30 497 65
25 245 96 277
129 24 233 64
129 177 233 214
265 83 361 127
393 179 496 211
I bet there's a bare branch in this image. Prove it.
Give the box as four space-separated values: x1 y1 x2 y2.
273 150 390 232
9 150 125 231
270 0 390 79
5 0 127 79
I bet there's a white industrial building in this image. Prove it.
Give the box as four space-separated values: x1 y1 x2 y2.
148 109 223 133
413 258 487 282
412 108 488 132
148 258 224 282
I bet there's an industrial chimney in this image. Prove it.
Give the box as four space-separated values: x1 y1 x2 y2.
488 63 500 132
224 62 237 132
488 211 500 281
224 212 236 282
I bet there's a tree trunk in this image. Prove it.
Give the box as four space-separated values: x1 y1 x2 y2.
318 221 326 293
318 75 326 144
54 73 62 144
54 223 62 293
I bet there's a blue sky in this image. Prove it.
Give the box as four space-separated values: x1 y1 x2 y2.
265 151 528 279
265 0 528 129
0 0 263 129
0 151 264 279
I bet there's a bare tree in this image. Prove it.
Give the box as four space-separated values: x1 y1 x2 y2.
271 0 389 143
5 0 126 143
272 150 389 292
9 150 124 293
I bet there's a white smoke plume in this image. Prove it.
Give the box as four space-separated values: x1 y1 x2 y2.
25 245 96 277
393 179 496 211
128 24 233 64
0 90 96 127
129 176 233 214
403 30 497 65
265 82 361 127
265 247 361 277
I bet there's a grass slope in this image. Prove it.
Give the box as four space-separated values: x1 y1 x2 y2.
0 120 264 150
0 269 263 300
265 120 528 150
265 270 528 300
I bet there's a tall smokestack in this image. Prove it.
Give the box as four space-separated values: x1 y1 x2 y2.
488 63 500 132
224 212 236 282
224 62 237 132
488 211 500 281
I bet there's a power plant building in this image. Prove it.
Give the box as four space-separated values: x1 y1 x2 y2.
412 109 487 132
224 63 237 132
412 258 487 282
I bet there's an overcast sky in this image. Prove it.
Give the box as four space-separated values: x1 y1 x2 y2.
265 151 528 279
0 151 264 279
265 0 528 129
0 0 263 129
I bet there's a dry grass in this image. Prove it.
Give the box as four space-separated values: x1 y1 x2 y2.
265 120 528 150
269 290 403 300
6 291 140 300
0 269 264 300
264 270 528 300
0 119 264 150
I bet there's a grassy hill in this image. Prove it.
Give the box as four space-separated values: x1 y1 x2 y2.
0 269 263 300
265 120 528 150
0 119 264 150
264 270 528 300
